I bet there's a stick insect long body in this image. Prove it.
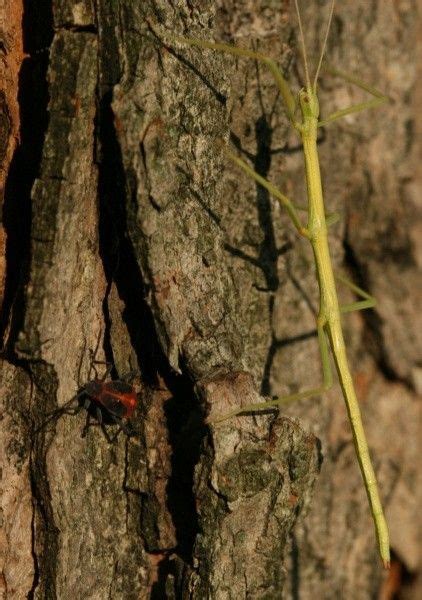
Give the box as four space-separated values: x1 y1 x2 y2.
170 0 390 568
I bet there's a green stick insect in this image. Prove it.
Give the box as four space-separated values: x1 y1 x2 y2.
169 0 390 568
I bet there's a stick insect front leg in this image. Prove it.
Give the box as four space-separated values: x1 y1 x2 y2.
318 66 389 127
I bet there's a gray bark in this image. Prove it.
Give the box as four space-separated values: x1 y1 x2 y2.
0 0 420 598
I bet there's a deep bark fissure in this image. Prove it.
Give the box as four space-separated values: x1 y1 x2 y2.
29 364 61 599
164 373 205 561
0 8 53 348
97 77 206 588
1 4 55 591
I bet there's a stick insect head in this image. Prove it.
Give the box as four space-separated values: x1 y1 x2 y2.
298 87 320 121
294 0 336 92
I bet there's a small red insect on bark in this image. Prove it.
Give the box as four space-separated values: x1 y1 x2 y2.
84 379 137 419
72 359 139 441
37 350 139 442
80 377 137 422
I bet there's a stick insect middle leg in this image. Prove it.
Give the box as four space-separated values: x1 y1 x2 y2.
335 272 376 314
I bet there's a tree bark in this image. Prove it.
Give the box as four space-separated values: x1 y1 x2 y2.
0 0 420 598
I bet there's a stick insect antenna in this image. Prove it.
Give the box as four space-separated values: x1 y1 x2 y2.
294 0 312 90
313 0 336 90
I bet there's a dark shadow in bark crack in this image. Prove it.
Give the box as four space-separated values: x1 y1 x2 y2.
15 6 56 596
97 87 206 591
0 2 53 351
97 89 163 385
164 371 206 562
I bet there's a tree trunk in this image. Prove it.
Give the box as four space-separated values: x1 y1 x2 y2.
0 1 420 598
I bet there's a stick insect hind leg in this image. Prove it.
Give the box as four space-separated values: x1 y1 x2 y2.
210 320 333 423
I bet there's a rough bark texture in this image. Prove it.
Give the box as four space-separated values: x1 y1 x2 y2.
0 0 420 598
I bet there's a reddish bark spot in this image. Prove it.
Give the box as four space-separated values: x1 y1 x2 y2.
288 493 299 507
